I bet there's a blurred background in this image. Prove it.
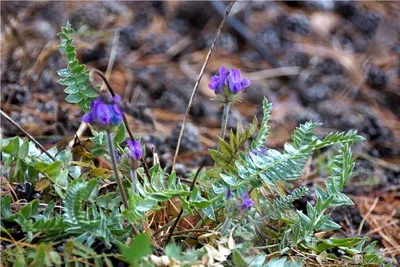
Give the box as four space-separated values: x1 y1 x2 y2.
1 1 399 262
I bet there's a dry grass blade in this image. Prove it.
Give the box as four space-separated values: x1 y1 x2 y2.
171 0 236 171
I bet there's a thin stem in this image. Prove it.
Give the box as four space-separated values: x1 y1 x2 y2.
220 103 230 140
0 109 75 180
220 217 232 235
89 69 152 182
130 169 137 193
171 0 236 172
106 131 129 209
164 160 206 247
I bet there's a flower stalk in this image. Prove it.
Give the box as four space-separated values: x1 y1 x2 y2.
220 103 230 140
106 131 129 209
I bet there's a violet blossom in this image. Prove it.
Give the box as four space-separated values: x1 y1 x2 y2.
208 67 229 94
208 68 251 104
228 69 250 94
82 95 123 130
127 140 143 161
240 192 254 212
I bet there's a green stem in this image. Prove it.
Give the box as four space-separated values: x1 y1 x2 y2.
130 169 137 193
220 217 232 235
220 103 230 140
106 131 129 209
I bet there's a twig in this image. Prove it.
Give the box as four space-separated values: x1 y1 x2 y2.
0 109 75 180
171 0 236 171
210 0 280 68
164 160 206 247
357 197 379 236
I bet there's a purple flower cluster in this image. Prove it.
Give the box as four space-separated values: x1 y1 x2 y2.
208 67 250 95
83 95 123 129
127 140 143 161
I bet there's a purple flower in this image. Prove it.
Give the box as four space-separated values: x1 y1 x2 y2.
127 140 143 161
114 150 121 163
228 69 250 94
240 192 254 212
82 95 123 127
226 188 232 199
250 147 266 156
208 67 229 94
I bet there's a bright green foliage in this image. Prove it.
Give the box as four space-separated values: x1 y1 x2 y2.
251 98 273 151
118 234 151 266
209 116 258 173
57 21 97 111
0 137 77 191
262 186 310 220
123 164 205 222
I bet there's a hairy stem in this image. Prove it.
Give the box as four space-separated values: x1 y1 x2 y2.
220 103 230 140
220 217 232 235
130 169 137 193
106 131 129 209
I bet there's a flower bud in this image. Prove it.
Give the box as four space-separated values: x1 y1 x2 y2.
127 140 143 161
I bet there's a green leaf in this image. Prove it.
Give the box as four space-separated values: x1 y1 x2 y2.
233 249 247 267
318 219 341 231
165 243 182 260
57 68 70 77
96 193 117 208
18 140 29 159
43 161 63 178
249 253 266 267
218 137 233 157
64 180 88 224
251 97 272 150
202 205 216 220
32 243 46 266
64 84 80 94
65 93 83 103
209 149 229 168
114 124 126 144
265 257 301 267
136 199 157 212
118 234 151 265
1 195 12 218
14 252 26 267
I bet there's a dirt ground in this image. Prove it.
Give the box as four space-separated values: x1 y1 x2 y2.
1 1 399 263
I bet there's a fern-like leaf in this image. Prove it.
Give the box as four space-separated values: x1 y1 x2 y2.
225 128 363 194
251 97 272 150
64 180 89 225
291 122 320 149
23 217 70 233
209 117 258 171
263 186 310 220
58 21 97 111
316 143 354 207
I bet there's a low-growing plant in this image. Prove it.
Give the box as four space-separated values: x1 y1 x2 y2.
0 21 392 267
